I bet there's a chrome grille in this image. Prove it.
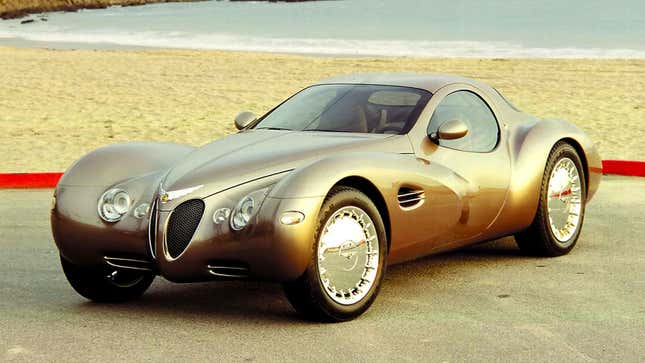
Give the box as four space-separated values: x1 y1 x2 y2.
166 199 205 259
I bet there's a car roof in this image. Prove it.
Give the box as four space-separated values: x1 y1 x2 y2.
315 72 487 93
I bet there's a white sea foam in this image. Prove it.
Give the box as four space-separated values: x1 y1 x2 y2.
1 28 644 59
1 0 644 60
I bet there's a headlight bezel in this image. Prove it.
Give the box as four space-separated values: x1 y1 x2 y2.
98 188 132 223
229 187 271 231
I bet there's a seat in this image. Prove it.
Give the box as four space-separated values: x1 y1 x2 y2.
318 103 368 132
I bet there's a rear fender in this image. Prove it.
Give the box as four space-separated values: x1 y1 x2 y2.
492 119 602 234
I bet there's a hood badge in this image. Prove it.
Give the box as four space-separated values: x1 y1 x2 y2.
159 185 203 203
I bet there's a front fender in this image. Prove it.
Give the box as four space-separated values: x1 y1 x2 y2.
58 142 194 187
52 142 194 266
269 152 413 199
269 152 465 264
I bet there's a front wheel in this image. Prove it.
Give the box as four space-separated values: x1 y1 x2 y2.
515 142 587 256
283 186 388 322
60 255 155 303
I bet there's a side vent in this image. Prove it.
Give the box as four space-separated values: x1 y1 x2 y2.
397 187 425 209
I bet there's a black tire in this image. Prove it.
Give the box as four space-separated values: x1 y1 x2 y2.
283 186 388 322
515 142 587 256
60 255 155 303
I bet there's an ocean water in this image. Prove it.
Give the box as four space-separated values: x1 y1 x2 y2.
0 0 644 58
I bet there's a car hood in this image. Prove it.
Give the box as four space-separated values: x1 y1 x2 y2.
162 130 411 197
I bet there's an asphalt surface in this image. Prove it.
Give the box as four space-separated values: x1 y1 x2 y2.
1 176 644 362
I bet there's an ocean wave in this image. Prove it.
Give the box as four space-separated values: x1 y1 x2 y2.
1 28 644 59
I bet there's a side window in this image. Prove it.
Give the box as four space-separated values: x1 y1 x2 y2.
427 91 499 152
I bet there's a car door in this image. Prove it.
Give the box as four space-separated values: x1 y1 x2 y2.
408 84 511 247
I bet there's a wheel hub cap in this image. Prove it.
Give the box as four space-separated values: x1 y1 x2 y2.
547 157 582 245
317 206 379 305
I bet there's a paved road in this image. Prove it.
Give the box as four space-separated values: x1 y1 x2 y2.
1 176 644 362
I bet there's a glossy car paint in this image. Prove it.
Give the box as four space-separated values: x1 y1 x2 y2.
51 73 602 283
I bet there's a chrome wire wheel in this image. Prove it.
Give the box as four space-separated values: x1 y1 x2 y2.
546 157 583 246
317 206 379 305
514 142 586 257
283 186 386 321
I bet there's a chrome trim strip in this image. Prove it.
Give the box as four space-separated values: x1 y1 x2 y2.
161 185 203 203
207 271 248 278
397 189 425 210
207 264 249 278
206 265 248 271
398 196 425 203
148 198 158 259
397 191 424 199
104 257 154 272
105 256 151 263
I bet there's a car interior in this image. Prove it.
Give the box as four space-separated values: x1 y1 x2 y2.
315 89 422 134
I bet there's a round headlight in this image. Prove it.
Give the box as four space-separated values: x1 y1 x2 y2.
98 188 131 222
230 195 255 230
229 187 271 231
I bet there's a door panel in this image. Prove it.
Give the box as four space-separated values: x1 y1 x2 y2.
408 85 511 249
385 158 467 264
419 143 510 242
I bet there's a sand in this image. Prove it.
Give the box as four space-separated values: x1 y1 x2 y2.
0 46 643 172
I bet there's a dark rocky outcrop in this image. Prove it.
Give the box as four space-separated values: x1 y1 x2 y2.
229 0 318 2
1 0 320 20
0 1 200 20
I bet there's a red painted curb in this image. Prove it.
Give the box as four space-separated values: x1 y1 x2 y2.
0 172 63 188
601 160 645 177
0 160 642 189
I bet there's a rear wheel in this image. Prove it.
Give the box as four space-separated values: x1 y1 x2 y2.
283 186 387 322
515 142 587 256
60 255 155 303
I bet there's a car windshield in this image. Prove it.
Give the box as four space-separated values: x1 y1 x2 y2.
253 84 431 134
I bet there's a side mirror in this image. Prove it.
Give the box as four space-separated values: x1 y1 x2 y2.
234 111 257 130
429 119 468 143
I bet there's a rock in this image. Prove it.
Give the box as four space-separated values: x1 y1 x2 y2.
0 0 322 20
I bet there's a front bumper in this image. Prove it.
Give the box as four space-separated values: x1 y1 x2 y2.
52 184 324 283
152 195 322 282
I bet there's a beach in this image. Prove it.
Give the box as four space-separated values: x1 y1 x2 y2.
1 46 643 172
